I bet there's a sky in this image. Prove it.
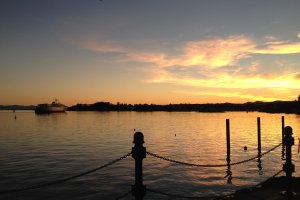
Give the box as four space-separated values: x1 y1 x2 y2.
1 0 300 106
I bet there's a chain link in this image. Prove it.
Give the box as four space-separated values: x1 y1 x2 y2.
0 152 131 194
147 188 214 199
115 189 132 200
147 151 229 167
147 143 282 167
254 169 283 188
147 169 283 200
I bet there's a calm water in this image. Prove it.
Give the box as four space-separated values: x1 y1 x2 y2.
0 111 300 200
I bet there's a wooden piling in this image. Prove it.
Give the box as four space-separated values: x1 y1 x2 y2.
282 116 285 143
257 117 261 153
226 119 231 163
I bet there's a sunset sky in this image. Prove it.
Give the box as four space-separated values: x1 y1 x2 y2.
1 0 300 106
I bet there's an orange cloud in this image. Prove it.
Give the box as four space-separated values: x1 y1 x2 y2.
126 52 171 66
124 35 256 68
174 90 278 102
73 34 300 102
254 42 300 54
74 33 300 69
147 67 300 91
74 35 257 68
178 36 255 68
264 40 290 45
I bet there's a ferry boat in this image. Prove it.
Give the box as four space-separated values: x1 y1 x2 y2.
35 99 67 114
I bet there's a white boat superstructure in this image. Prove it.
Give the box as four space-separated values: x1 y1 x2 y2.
35 99 67 114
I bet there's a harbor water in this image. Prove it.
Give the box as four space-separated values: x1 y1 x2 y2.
0 111 300 199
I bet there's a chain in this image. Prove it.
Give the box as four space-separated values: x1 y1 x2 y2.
147 151 229 167
147 169 283 200
147 188 215 199
217 169 283 199
115 189 132 200
254 169 283 188
0 152 131 194
147 143 282 167
229 143 282 166
260 143 282 157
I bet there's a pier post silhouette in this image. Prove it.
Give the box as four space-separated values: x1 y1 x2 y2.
257 117 262 173
257 117 261 153
282 126 295 197
226 119 231 164
132 132 146 200
282 116 285 159
225 119 232 183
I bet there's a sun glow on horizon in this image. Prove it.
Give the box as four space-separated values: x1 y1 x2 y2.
1 1 300 105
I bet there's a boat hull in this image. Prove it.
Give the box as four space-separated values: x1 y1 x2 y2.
35 104 67 114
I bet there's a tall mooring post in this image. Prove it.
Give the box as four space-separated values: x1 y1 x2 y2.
257 117 261 153
132 132 146 200
226 119 231 164
257 117 262 172
283 126 295 196
225 119 232 183
282 116 285 159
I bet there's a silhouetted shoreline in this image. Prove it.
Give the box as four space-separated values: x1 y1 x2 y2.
0 105 35 110
1 99 300 114
67 100 300 114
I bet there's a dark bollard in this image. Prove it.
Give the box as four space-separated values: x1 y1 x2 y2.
282 126 295 197
226 119 230 164
132 132 146 200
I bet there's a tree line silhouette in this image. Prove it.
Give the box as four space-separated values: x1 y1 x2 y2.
1 95 299 114
68 97 300 114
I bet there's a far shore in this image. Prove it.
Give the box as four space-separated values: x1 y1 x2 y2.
2 100 300 114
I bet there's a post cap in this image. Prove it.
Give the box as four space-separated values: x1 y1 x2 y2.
133 132 144 144
284 126 293 136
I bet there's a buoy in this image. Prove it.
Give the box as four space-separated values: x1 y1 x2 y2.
175 134 176 137
244 146 247 151
14 115 17 120
133 128 136 132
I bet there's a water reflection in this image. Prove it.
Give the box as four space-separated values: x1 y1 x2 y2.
1 111 300 199
257 151 263 175
225 165 232 184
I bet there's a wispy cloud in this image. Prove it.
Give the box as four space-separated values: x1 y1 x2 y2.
124 37 255 68
254 42 300 54
74 34 300 68
74 39 128 53
174 90 279 102
264 40 290 45
73 33 300 101
147 68 300 90
264 35 278 40
177 36 255 68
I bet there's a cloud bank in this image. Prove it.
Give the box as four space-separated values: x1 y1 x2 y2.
73 33 300 101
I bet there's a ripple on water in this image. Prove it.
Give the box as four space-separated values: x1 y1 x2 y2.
0 111 299 199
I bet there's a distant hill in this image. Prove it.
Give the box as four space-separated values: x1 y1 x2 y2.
0 105 35 110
